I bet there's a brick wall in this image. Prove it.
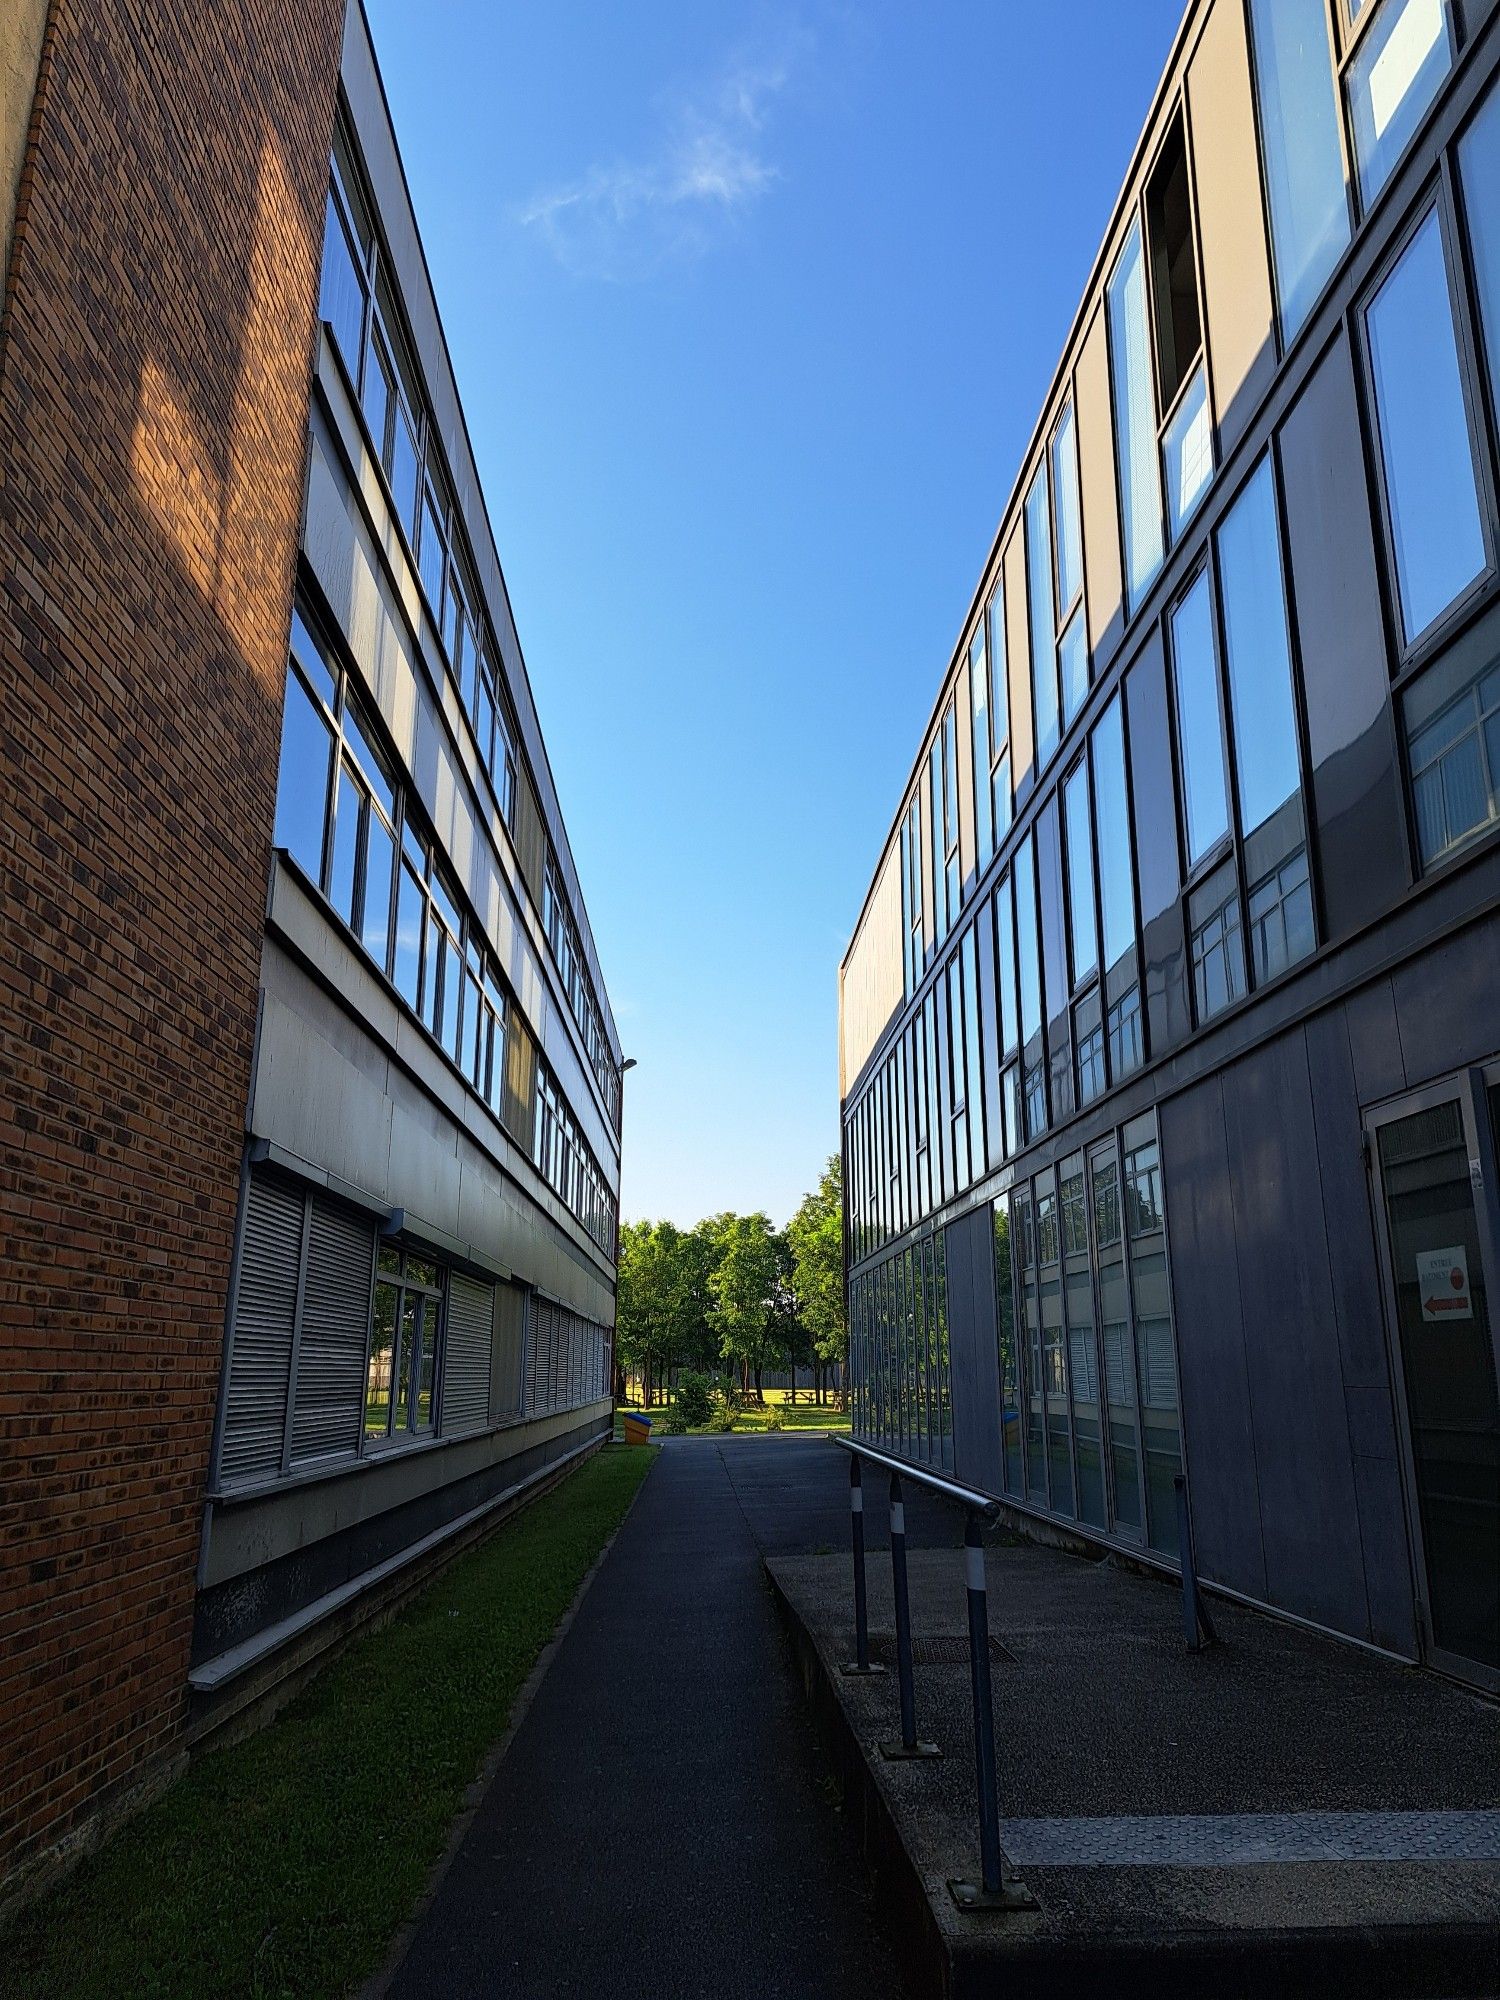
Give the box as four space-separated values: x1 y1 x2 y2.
0 0 345 1891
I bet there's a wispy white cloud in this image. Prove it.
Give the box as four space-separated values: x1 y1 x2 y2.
517 35 805 280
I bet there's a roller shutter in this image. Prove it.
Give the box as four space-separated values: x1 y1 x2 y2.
290 1195 372 1466
490 1281 525 1422
220 1177 302 1485
444 1274 494 1436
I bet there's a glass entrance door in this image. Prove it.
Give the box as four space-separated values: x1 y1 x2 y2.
1369 1075 1500 1688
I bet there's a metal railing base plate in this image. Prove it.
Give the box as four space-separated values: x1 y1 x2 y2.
947 1874 1038 1913
839 1660 888 1677
879 1738 943 1761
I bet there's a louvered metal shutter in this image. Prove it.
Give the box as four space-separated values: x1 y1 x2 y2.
220 1176 302 1485
290 1195 371 1467
491 1282 525 1422
444 1274 493 1435
524 1295 547 1415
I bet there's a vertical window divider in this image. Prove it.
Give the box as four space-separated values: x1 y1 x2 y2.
276 1192 314 1477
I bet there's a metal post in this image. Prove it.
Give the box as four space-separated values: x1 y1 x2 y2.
879 1470 940 1760
947 1511 1035 1912
1175 1473 1217 1652
841 1453 885 1676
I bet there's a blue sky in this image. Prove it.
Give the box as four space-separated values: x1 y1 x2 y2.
363 0 1184 1227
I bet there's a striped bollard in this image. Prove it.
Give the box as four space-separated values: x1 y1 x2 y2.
948 1509 1036 1912
841 1455 885 1676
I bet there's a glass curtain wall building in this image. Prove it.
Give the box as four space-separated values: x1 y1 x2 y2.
194 1 624 1703
840 0 1500 1689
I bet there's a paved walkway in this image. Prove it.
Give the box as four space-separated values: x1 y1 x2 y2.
381 1435 913 2000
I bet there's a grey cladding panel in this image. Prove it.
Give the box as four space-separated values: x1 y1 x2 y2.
290 1195 372 1467
1220 1029 1369 1640
444 1274 494 1436
1389 910 1500 1089
1159 1075 1265 1600
221 1177 302 1484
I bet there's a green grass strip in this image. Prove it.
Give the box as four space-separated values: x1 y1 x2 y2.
1 1445 652 2000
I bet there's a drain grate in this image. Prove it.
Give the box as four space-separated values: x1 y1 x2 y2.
868 1633 1016 1666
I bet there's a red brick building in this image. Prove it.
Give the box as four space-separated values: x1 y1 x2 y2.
0 0 622 1906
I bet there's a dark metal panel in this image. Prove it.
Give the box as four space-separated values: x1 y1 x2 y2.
1124 630 1191 1059
1389 907 1500 1088
1344 975 1408 1104
1304 1003 1418 1653
1035 796 1073 1125
945 1205 1005 1495
1221 1028 1370 1638
1159 1078 1266 1599
1277 332 1409 944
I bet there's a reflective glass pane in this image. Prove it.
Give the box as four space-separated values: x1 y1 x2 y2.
1092 696 1135 977
1248 0 1351 338
1218 458 1302 834
1170 571 1230 864
1162 362 1212 537
1366 207 1486 644
329 762 361 926
1347 0 1452 204
970 627 993 864
1063 763 1098 984
1059 605 1089 726
394 862 423 1011
319 194 365 376
1406 657 1500 866
1052 402 1084 610
362 810 394 969
274 671 333 882
1107 221 1165 607
995 875 1018 1056
1026 466 1059 768
1014 840 1042 1045
1459 79 1500 425
390 404 421 544
366 1283 395 1437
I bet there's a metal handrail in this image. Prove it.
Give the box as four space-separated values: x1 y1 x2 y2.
832 1432 1031 1911
834 1434 1000 1520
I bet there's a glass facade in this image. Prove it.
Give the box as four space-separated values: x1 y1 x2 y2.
841 4 1500 1611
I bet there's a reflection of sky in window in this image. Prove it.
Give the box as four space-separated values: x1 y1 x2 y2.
1217 459 1301 834
1248 0 1350 338
1367 208 1484 642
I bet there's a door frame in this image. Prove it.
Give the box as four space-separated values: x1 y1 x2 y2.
1364 1062 1500 1693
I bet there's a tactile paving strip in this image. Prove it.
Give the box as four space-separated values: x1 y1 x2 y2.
996 1810 1500 1867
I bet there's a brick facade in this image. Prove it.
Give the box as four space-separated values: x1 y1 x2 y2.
0 0 345 1891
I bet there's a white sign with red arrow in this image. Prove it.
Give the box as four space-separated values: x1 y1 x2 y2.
1416 1245 1473 1324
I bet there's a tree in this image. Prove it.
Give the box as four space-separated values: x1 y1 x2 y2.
788 1155 847 1407
708 1211 779 1401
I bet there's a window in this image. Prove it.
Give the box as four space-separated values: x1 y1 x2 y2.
969 625 993 867
367 1247 443 1441
929 703 960 942
1345 0 1453 205
962 925 986 1185
995 872 1019 1060
987 584 1013 841
1014 836 1046 1141
947 956 969 1194
319 191 366 376
1108 221 1166 608
1146 118 1212 536
1189 860 1246 1022
1248 846 1315 981
1052 402 1084 618
1405 651 1500 865
1170 570 1230 866
275 670 334 883
1248 0 1351 339
1217 459 1303 836
901 795 924 995
1461 82 1500 416
1025 465 1060 769
1063 761 1098 987
1366 206 1487 645
1091 696 1142 1080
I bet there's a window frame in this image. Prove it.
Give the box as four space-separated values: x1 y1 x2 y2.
1358 176 1499 674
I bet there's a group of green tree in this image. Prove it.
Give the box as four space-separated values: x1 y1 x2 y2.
615 1155 847 1407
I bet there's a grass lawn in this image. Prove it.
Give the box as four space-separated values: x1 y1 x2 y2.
616 1387 850 1438
0 1446 652 2000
